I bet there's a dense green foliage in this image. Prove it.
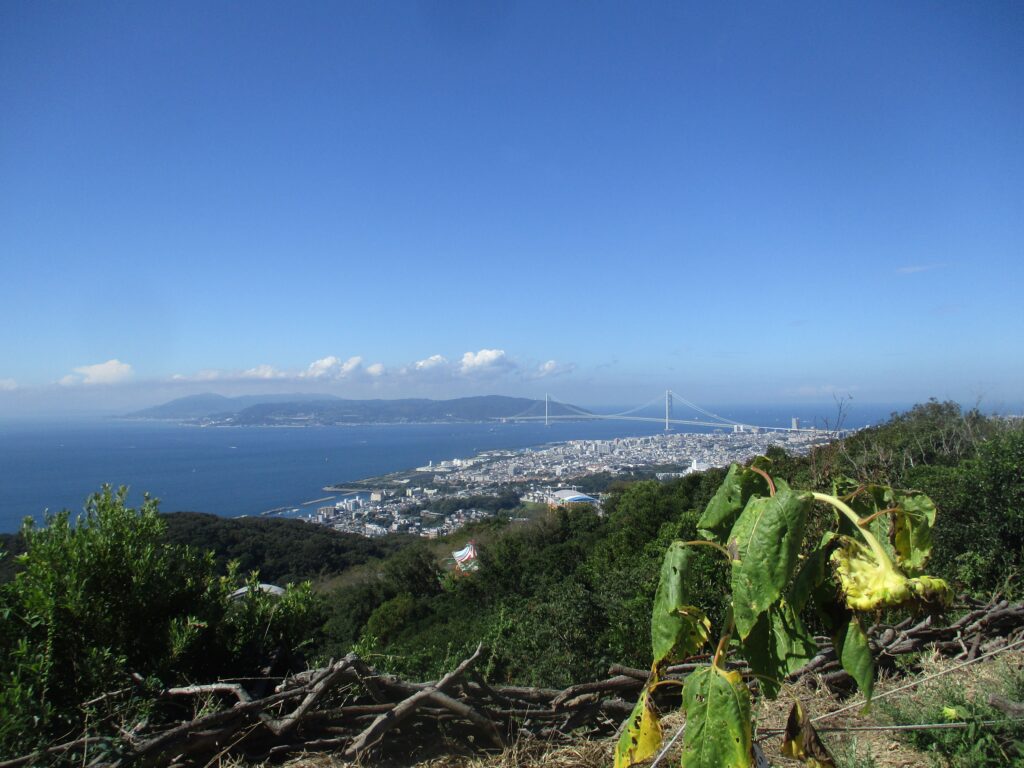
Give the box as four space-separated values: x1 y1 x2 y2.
0 513 406 587
832 400 996 482
0 532 24 583
0 488 317 759
161 512 408 584
318 472 729 686
425 489 521 516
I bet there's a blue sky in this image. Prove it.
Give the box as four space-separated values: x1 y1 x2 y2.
1 1 1022 414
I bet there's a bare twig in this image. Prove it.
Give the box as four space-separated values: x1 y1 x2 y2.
343 644 485 758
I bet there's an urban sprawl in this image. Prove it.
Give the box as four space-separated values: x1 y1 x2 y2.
303 428 831 538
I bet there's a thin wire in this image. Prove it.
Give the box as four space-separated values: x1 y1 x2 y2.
809 635 1024 725
550 393 666 419
820 718 1024 734
760 717 1024 737
649 720 686 768
668 391 746 426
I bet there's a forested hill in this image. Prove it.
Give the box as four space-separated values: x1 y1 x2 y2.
160 513 410 584
125 392 340 420
125 393 589 424
0 513 410 586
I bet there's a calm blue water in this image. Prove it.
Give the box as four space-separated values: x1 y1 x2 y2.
0 403 902 532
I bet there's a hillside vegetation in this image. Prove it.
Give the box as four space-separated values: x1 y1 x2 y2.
314 401 1024 687
1 401 1022 764
161 513 411 585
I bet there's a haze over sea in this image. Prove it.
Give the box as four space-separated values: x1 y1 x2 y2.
0 403 906 533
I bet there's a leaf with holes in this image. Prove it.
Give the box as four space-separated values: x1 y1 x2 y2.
614 686 661 768
651 542 711 669
729 483 812 640
742 600 817 698
835 482 937 576
680 666 752 768
880 486 937 575
697 463 771 544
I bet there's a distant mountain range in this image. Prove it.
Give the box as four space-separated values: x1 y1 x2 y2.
126 393 342 420
124 394 588 425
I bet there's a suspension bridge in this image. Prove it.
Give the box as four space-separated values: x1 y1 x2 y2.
503 391 821 434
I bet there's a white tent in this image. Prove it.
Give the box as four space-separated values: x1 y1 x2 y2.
229 583 286 601
452 542 479 572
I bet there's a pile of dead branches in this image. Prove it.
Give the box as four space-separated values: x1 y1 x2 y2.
7 598 1024 767
794 597 1024 691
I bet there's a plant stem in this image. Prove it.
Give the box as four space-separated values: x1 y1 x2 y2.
859 506 900 527
811 492 891 565
712 607 734 670
749 466 776 496
683 540 733 561
712 632 730 670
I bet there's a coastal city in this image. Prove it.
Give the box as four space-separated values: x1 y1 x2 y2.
306 426 832 538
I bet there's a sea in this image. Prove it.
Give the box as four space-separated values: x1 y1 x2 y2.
0 403 905 533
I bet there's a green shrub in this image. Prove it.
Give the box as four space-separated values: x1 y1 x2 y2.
0 486 317 759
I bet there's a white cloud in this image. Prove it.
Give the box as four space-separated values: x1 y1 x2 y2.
340 356 362 375
241 364 287 380
301 355 363 379
459 348 512 374
414 354 448 370
0 378 17 391
62 359 134 386
304 356 341 379
533 360 574 378
896 264 942 275
171 369 226 382
72 349 570 390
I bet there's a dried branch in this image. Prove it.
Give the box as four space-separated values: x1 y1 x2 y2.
343 643 484 759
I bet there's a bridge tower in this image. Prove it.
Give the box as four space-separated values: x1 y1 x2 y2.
664 390 673 431
545 393 549 427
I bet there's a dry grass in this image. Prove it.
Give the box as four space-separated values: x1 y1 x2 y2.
753 672 925 768
758 649 1024 768
260 735 614 768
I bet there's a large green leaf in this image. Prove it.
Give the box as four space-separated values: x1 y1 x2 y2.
836 482 937 576
651 542 711 668
742 600 817 699
883 487 936 575
680 666 752 768
697 463 770 544
614 686 662 768
729 483 812 639
835 614 873 701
